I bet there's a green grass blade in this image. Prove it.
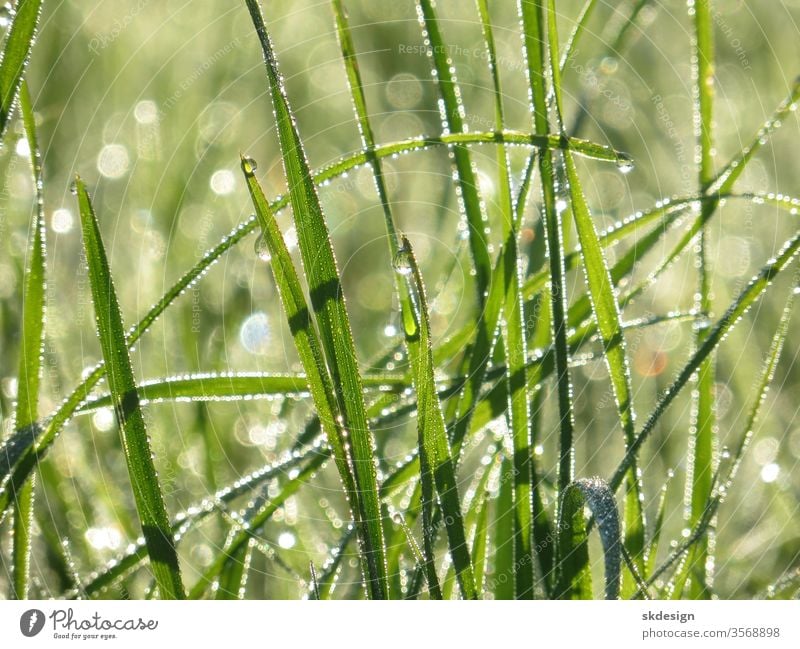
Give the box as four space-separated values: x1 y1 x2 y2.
645 472 673 578
556 478 621 600
241 158 382 593
610 231 800 494
330 0 418 340
215 540 252 600
74 177 184 600
402 236 476 599
520 0 577 497
558 1 598 73
477 0 534 599
244 0 388 598
416 0 492 302
685 0 716 599
79 446 321 597
9 81 45 600
76 372 407 414
546 0 645 592
0 0 42 139
188 456 321 599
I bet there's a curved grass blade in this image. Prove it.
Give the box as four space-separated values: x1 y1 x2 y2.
74 177 184 600
610 231 800 494
546 0 645 591
243 0 388 598
76 371 407 414
401 236 476 599
416 0 492 302
9 81 45 600
0 0 43 139
556 478 621 600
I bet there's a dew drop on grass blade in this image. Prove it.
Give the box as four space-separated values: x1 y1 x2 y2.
74 177 185 600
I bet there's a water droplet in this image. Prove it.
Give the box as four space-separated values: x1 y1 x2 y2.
242 156 258 176
69 180 78 195
393 247 413 276
616 154 635 174
254 233 271 262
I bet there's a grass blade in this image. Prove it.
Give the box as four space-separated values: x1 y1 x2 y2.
520 0 577 498
556 478 621 600
545 0 646 592
9 81 45 600
242 158 382 596
636 282 797 598
477 0 534 599
243 0 388 598
493 457 515 599
76 371 407 414
74 177 184 599
415 0 492 302
401 236 477 599
0 0 42 139
684 0 716 600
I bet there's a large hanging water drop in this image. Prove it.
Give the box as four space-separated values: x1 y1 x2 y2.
242 156 258 176
392 246 413 276
616 154 635 174
254 233 271 263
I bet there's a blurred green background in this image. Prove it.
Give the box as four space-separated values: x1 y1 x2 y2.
0 0 799 598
